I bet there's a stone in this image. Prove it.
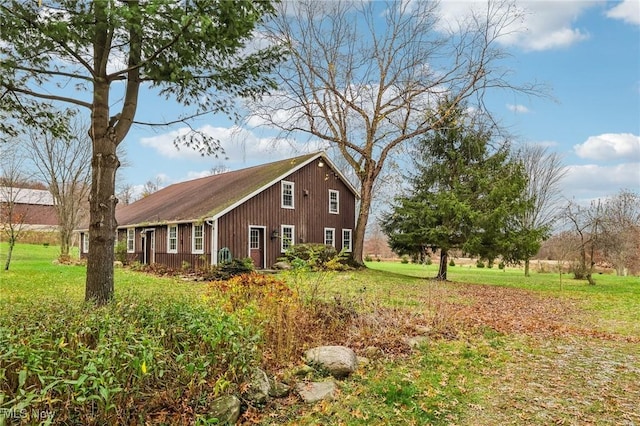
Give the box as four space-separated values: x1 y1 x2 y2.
113 261 123 268
405 336 429 348
246 368 271 404
364 346 383 359
268 380 291 398
357 356 370 367
304 346 358 378
295 381 337 403
208 395 241 424
272 261 291 270
292 364 317 377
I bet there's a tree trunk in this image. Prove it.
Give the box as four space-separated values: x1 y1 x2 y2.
352 177 374 265
4 237 15 271
59 226 71 260
436 249 448 280
85 135 119 305
524 258 530 277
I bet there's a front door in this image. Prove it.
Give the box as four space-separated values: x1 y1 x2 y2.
142 230 155 264
249 227 264 268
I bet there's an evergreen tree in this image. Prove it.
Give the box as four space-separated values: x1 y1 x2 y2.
382 102 536 279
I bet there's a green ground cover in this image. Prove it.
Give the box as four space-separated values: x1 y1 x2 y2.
1 243 638 425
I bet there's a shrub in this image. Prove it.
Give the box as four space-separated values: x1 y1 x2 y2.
498 261 505 270
364 255 373 262
449 259 455 267
401 256 409 264
280 243 350 270
425 257 432 265
207 273 307 368
476 260 485 268
114 240 128 264
0 296 260 424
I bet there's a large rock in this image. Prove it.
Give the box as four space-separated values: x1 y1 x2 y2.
295 381 337 403
208 395 241 424
246 368 271 404
304 345 358 378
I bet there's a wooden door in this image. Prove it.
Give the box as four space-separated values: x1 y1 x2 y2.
249 227 264 269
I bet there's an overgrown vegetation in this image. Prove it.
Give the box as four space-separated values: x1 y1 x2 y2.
0 296 260 424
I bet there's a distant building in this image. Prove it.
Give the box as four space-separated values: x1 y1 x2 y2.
0 187 59 230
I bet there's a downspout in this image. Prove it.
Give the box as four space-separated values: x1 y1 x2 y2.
206 218 218 266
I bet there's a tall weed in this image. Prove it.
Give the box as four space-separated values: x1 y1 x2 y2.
0 296 260 424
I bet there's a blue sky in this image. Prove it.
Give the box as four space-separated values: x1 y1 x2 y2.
118 0 639 205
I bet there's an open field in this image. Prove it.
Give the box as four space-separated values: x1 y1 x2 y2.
1 243 639 425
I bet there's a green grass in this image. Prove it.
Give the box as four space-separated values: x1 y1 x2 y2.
0 243 205 305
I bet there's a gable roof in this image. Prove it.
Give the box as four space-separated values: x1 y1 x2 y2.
114 152 358 228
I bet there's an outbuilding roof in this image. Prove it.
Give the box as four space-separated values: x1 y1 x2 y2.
113 152 357 228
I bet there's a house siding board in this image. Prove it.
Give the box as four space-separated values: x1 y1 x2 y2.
218 160 356 267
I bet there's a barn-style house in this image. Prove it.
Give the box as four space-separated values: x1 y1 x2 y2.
79 152 358 269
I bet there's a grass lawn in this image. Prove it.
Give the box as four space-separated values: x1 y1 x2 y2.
1 243 639 425
0 243 205 304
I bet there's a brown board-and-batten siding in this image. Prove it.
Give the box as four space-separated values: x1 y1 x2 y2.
217 158 356 268
115 223 212 269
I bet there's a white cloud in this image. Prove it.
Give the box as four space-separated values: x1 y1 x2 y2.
606 0 640 26
507 103 530 113
139 123 328 167
562 162 640 201
573 133 640 161
436 1 592 51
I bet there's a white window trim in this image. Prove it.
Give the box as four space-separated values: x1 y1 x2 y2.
329 189 339 214
324 227 335 247
167 224 178 254
127 228 135 253
342 228 353 252
82 233 89 253
192 223 204 254
280 224 295 253
281 180 295 209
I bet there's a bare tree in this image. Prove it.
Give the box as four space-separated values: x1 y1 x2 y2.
116 183 135 206
517 144 567 276
599 190 640 276
0 147 30 270
28 118 91 261
139 176 165 199
254 0 544 263
564 200 602 285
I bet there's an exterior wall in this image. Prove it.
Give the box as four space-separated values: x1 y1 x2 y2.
82 223 212 270
217 159 356 268
1 203 59 226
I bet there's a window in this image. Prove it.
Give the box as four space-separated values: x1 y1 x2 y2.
342 229 353 252
250 228 260 249
280 225 294 252
329 190 339 214
281 181 295 209
82 232 89 253
167 225 177 253
324 228 335 247
127 228 135 253
192 223 204 254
